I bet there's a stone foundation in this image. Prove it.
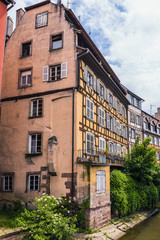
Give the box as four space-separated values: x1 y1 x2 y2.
86 203 111 228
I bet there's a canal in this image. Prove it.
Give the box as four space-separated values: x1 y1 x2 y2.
120 211 160 240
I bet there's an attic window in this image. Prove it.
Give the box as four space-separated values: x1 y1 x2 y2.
36 12 48 28
22 42 32 57
51 34 63 50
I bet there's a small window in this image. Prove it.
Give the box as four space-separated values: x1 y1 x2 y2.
109 93 113 106
109 141 114 154
86 132 94 155
36 12 48 28
22 42 32 57
51 34 63 50
86 97 94 121
123 146 127 157
151 136 155 145
48 63 67 82
20 69 32 87
28 174 39 191
30 99 43 118
137 115 141 125
99 137 106 163
99 83 104 98
121 105 125 118
87 71 94 89
29 133 42 154
96 170 106 194
121 124 127 138
98 107 105 127
116 100 120 112
116 120 120 135
116 144 121 156
3 175 13 191
131 128 135 139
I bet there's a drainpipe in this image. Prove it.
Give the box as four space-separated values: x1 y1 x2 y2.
71 87 75 201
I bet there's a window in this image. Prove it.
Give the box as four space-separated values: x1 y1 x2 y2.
136 115 141 125
151 123 155 132
22 42 32 57
20 69 32 87
30 99 43 118
131 129 135 139
86 97 94 121
151 136 155 145
130 112 135 123
109 93 113 106
116 100 120 112
123 146 127 157
99 137 106 163
36 12 48 28
116 144 121 156
96 170 106 194
116 120 120 135
99 83 104 98
144 133 149 139
28 174 39 191
51 34 62 50
109 141 114 154
3 175 13 191
130 96 134 105
121 105 125 118
98 107 105 127
29 133 42 154
155 138 159 146
143 121 148 130
86 132 94 155
87 71 94 89
121 124 127 138
49 63 67 82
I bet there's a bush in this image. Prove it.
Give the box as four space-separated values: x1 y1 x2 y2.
17 194 77 240
111 170 159 217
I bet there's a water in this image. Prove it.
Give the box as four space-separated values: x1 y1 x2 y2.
119 211 160 240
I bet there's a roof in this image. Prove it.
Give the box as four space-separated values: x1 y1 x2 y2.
25 0 50 11
65 7 126 95
122 84 144 101
1 0 15 6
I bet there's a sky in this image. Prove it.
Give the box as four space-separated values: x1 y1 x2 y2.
8 0 160 115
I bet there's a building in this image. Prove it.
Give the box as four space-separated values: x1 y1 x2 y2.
154 108 160 121
125 88 144 150
0 0 15 92
142 111 160 163
0 0 129 227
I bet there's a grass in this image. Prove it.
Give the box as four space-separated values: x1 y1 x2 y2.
0 210 22 229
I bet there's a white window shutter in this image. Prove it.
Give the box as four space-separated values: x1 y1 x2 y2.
113 118 115 132
84 67 88 82
104 87 106 100
97 80 100 94
106 113 110 129
93 76 96 91
114 97 116 109
42 66 49 82
61 62 67 79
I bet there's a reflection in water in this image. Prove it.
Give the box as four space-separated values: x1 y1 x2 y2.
120 212 160 240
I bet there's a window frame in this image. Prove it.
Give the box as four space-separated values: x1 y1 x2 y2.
86 97 94 121
35 11 48 29
21 41 32 58
131 128 135 139
28 132 42 155
50 33 63 51
30 98 43 118
19 68 32 88
109 92 113 106
3 175 13 192
28 174 40 191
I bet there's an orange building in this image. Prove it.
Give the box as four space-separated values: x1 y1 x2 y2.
0 0 15 94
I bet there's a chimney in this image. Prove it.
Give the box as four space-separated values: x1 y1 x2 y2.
16 8 25 27
6 16 13 42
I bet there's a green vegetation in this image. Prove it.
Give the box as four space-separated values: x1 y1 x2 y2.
111 136 160 217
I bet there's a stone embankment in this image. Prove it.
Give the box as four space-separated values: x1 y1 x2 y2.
76 209 158 240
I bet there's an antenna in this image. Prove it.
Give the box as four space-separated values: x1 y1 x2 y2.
89 27 91 36
67 0 76 8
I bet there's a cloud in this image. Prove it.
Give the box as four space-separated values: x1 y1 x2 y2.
7 0 160 115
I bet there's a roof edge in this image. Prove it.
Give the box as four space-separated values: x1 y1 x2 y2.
25 0 50 11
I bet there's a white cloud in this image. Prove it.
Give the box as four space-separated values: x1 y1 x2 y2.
7 0 160 115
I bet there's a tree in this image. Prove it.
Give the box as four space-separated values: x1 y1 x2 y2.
123 136 157 185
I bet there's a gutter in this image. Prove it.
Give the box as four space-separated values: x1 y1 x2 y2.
7 0 16 11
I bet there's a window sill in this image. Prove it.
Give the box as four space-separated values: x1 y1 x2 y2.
28 116 43 119
25 152 42 157
20 55 32 59
49 47 63 52
18 85 32 89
